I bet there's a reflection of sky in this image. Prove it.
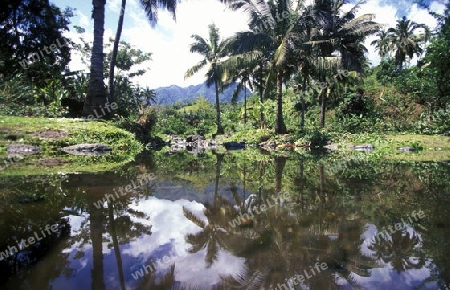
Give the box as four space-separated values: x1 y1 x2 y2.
337 223 439 290
52 196 245 289
46 197 444 289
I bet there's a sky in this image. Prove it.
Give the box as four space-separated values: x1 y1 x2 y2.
51 0 446 89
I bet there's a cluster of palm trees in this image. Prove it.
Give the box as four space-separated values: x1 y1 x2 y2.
371 16 430 71
185 0 383 134
84 0 429 135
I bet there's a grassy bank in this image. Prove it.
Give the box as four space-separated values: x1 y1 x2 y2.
0 116 143 175
217 129 450 161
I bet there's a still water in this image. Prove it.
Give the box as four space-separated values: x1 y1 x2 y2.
1 149 449 290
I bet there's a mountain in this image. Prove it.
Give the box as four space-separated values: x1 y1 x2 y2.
154 82 251 105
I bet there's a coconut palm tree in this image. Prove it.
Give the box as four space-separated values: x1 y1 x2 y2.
221 0 304 134
82 0 107 117
370 30 391 60
221 31 272 129
185 23 229 135
86 0 178 117
306 0 382 127
380 16 430 71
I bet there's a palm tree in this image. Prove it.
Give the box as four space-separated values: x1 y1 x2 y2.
306 0 382 127
221 0 303 134
221 31 271 129
370 30 391 60
185 23 228 135
83 0 107 117
87 0 178 118
380 16 430 71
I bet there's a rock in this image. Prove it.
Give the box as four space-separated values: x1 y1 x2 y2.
165 135 218 153
398 147 415 152
186 135 205 143
324 144 339 151
223 141 245 150
61 143 112 156
6 143 40 155
260 140 277 150
348 144 374 151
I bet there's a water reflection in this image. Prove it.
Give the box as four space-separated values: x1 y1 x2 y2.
0 150 449 289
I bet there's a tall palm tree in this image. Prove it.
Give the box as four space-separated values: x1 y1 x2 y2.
221 31 271 129
87 0 178 118
370 30 391 60
83 0 107 117
185 23 228 135
306 0 382 127
380 16 430 71
221 0 303 134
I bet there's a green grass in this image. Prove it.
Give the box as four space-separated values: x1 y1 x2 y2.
0 116 143 175
220 129 450 161
331 132 450 161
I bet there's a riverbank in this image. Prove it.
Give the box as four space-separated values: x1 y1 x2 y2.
214 129 450 161
0 116 143 175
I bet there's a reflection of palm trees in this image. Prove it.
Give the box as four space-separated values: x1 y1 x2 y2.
368 229 425 272
69 173 154 289
183 206 231 267
217 266 268 290
135 264 211 290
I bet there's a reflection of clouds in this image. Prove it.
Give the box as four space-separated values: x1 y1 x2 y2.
354 223 431 290
123 196 245 287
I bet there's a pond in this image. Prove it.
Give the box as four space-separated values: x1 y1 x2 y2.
1 149 449 290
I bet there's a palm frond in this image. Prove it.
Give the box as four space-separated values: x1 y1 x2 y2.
138 0 177 26
182 206 206 228
185 59 208 79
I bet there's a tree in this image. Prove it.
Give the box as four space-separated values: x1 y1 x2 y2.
306 0 381 127
0 0 72 86
82 0 107 117
108 0 127 105
86 0 178 118
108 0 178 107
377 16 430 71
185 23 228 135
221 0 303 134
421 2 450 112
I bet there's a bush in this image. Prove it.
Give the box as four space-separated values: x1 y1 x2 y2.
415 109 450 135
296 129 331 148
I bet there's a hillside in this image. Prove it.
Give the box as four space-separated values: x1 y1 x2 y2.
154 82 251 105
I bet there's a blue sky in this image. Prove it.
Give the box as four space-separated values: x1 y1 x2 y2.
51 0 446 89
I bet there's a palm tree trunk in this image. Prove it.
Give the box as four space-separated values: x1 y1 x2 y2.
275 71 287 134
83 0 108 118
108 202 126 290
108 0 126 107
89 201 105 290
214 79 224 134
258 65 266 129
319 88 327 128
244 81 247 124
213 153 224 207
301 76 306 129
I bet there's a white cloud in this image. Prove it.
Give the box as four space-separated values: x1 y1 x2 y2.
121 0 249 88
